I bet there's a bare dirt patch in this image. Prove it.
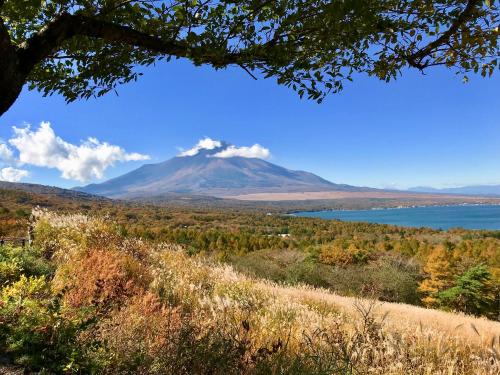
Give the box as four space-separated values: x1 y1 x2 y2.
226 190 500 203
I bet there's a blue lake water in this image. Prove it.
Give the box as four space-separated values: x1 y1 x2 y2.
294 205 500 230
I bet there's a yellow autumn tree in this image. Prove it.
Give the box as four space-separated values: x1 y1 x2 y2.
320 242 355 266
418 244 455 307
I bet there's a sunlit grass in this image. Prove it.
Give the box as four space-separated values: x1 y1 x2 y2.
1 208 497 374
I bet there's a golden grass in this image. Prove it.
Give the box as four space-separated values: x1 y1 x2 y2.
152 250 500 374
30 209 500 374
256 281 500 348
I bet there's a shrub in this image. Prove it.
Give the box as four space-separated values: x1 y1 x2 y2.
0 245 53 286
0 276 96 372
366 255 422 304
14 208 29 218
90 292 184 373
53 248 151 308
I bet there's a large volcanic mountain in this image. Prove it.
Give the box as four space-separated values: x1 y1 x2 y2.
75 142 363 198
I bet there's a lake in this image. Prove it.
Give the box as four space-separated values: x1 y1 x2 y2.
294 205 500 230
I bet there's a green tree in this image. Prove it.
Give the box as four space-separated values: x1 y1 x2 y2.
438 264 495 317
1 0 498 116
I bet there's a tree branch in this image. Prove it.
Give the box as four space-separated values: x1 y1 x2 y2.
17 13 195 74
239 63 258 80
407 0 482 69
17 12 265 77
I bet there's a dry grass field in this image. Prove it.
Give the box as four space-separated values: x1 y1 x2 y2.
1 209 498 374
258 281 500 348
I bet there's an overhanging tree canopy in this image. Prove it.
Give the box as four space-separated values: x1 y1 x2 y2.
0 0 498 117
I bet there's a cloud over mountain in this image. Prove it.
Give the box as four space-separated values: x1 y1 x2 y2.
178 137 222 157
213 144 270 159
179 137 271 159
6 122 149 182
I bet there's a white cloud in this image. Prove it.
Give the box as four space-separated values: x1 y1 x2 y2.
213 144 271 159
179 137 271 160
178 137 222 156
0 167 29 182
8 122 149 182
0 143 14 163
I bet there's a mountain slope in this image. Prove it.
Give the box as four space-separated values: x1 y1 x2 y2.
76 144 363 198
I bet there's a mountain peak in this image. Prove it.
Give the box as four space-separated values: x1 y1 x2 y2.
180 140 231 158
75 146 364 198
177 138 230 158
176 138 271 160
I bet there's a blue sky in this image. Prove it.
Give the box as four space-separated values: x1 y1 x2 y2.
1 59 499 190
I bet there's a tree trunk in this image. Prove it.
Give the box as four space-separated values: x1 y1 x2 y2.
0 58 24 117
0 20 24 117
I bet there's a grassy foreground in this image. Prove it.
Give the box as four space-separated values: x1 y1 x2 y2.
1 209 499 374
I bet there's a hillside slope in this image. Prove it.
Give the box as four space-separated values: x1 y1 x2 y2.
1 210 497 374
0 181 109 201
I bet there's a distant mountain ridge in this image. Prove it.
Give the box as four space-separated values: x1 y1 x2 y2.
0 181 110 201
75 142 367 198
408 185 500 196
